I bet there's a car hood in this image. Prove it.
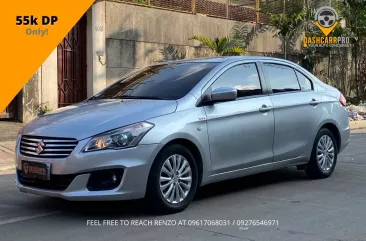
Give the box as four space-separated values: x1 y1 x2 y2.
22 99 177 140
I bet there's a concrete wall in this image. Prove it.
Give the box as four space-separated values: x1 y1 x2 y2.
86 1 107 98
21 48 58 122
17 1 304 122
40 48 58 110
104 2 299 85
21 71 41 123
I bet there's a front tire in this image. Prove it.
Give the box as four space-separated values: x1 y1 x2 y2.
146 144 198 214
306 128 338 179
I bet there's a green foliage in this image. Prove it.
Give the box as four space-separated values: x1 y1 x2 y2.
222 46 246 56
337 0 366 39
131 0 149 5
267 11 305 40
260 7 308 59
258 0 366 99
300 24 347 72
259 0 305 16
189 36 246 56
337 0 366 100
37 104 52 115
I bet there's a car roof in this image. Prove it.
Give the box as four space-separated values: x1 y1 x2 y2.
165 56 296 65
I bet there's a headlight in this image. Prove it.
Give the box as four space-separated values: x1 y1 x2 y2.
83 122 154 152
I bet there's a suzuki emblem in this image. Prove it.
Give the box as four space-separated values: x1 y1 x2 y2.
35 141 45 154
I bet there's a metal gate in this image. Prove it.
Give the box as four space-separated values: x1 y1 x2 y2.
0 96 18 119
57 15 87 108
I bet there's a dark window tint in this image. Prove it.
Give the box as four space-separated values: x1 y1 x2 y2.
211 63 262 98
92 62 218 100
296 71 313 91
263 64 300 93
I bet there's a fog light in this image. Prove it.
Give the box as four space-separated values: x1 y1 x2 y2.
87 169 123 191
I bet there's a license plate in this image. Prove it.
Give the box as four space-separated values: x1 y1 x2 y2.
21 161 51 180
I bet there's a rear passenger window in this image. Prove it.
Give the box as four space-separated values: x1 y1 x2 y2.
263 64 300 93
211 63 262 98
295 71 313 91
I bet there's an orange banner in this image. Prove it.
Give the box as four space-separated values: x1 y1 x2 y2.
0 0 94 112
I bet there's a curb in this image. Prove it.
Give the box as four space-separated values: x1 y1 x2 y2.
0 165 15 172
350 121 366 130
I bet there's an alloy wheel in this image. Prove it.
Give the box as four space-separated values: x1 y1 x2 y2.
159 154 192 204
316 135 335 172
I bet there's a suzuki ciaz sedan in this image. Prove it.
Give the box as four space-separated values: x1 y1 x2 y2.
16 57 350 213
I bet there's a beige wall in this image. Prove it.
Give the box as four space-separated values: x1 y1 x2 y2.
104 2 301 85
87 1 106 98
21 48 58 122
40 48 58 110
19 1 304 122
105 2 238 85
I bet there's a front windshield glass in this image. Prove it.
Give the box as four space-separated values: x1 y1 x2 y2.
92 62 218 100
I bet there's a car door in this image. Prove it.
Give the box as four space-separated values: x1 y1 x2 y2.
260 62 323 162
203 63 275 174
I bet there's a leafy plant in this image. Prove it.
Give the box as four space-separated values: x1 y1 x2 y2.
37 104 52 115
263 10 307 59
337 0 366 101
188 36 246 56
131 0 149 5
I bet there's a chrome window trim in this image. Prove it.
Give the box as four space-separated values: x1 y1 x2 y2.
258 59 320 91
197 61 268 103
294 69 314 91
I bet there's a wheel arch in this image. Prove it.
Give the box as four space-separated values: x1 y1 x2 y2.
154 138 204 187
319 122 341 152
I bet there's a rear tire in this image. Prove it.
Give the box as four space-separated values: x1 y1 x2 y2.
145 144 198 214
306 128 338 179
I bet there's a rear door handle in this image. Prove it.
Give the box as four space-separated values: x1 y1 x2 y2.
310 99 321 106
259 105 273 113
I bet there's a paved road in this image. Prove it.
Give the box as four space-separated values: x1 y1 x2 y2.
0 121 24 142
0 130 365 241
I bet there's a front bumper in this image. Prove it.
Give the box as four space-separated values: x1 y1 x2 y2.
15 139 162 201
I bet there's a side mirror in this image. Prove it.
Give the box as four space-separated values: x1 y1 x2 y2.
211 87 237 102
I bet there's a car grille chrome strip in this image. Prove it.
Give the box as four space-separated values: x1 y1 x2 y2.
20 135 78 158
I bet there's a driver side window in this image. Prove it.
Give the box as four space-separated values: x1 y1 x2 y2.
211 63 262 98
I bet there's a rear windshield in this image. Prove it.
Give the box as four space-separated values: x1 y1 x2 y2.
92 62 218 100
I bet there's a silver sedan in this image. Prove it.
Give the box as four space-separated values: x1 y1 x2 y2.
15 56 350 214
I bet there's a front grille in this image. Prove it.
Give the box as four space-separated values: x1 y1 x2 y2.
17 170 76 191
20 135 78 158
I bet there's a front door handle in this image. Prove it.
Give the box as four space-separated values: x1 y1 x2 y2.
259 105 273 113
310 99 321 106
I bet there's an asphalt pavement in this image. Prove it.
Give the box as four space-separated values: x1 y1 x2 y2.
0 129 365 241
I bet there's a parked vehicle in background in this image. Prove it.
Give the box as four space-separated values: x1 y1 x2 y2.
16 57 350 214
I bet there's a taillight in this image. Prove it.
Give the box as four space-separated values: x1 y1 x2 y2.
339 93 346 106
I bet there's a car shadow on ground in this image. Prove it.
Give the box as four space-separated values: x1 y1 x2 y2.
195 167 308 201
28 167 308 218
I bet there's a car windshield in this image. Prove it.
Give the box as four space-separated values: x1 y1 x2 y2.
91 62 218 100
